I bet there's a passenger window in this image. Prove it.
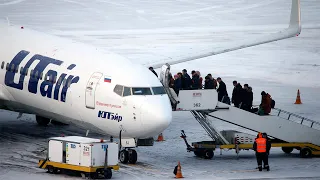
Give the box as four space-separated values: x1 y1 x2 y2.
20 67 24 74
39 72 43 80
6 63 9 71
123 87 131 97
15 65 18 73
24 68 28 76
1 62 4 69
113 85 124 96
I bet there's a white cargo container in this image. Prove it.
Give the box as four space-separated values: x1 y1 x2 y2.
39 136 119 179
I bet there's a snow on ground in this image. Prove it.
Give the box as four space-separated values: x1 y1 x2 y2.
1 0 320 179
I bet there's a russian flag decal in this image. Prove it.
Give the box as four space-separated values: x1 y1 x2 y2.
104 76 111 83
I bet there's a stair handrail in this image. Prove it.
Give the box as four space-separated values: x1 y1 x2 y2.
273 108 320 129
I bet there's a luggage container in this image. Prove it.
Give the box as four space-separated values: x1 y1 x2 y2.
38 136 119 179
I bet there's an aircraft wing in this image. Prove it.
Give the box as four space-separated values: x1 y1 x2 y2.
146 0 301 69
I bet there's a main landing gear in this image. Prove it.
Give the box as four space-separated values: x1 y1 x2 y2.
118 130 138 164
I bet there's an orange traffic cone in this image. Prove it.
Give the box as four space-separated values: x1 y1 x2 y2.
294 89 302 104
175 161 183 178
156 133 164 141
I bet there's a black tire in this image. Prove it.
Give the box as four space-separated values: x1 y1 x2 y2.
90 172 98 179
53 167 59 174
119 150 129 164
36 116 50 126
204 150 214 159
128 149 138 164
282 147 294 154
300 147 312 158
47 165 54 174
104 168 112 179
194 151 201 157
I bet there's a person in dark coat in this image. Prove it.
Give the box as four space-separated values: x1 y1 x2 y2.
204 76 214 89
149 67 158 77
181 69 191 90
217 77 228 102
242 84 253 111
232 81 243 108
174 73 182 95
191 70 200 89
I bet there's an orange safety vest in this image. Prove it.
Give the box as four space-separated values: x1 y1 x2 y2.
256 138 267 153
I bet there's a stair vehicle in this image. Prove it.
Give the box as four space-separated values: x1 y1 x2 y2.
160 63 320 159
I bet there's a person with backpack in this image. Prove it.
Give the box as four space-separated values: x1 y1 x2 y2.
258 91 272 115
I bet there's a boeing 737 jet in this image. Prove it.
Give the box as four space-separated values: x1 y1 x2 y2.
0 0 301 164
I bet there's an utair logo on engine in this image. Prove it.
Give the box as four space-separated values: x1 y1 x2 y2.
98 111 123 122
4 50 80 102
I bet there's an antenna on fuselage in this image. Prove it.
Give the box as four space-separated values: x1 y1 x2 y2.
86 130 90 137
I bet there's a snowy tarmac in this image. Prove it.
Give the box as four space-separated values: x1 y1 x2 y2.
1 0 320 179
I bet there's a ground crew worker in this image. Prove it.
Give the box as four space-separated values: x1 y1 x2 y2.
253 132 271 171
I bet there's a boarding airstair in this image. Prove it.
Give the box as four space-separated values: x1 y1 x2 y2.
159 64 320 158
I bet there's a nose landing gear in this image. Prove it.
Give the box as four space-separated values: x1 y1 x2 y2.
119 149 137 164
118 130 138 164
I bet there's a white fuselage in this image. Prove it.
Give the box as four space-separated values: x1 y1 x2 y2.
0 25 172 138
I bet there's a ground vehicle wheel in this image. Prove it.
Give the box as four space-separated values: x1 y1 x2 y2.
119 150 129 164
47 165 54 173
204 150 214 159
282 147 294 154
194 151 201 157
300 147 312 158
104 168 112 179
128 149 138 164
36 116 50 126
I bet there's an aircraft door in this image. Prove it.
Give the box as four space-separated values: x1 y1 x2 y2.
85 72 103 109
159 63 178 106
159 63 170 88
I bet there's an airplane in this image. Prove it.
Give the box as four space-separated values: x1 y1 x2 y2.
0 0 300 164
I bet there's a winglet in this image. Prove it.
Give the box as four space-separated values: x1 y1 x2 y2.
289 0 301 36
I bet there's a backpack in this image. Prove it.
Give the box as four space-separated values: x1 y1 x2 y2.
271 99 275 108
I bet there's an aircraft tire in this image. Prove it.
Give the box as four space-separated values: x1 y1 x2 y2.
128 149 138 164
119 150 129 164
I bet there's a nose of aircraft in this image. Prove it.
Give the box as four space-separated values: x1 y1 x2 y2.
140 96 172 138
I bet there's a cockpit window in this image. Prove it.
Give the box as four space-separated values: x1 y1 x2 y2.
123 86 131 97
132 87 152 95
152 86 166 95
113 85 123 96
